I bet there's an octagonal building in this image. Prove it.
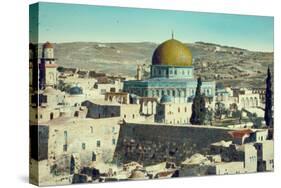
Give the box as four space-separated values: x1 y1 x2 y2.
123 37 216 103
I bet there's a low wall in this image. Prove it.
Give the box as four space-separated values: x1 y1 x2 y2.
114 123 234 166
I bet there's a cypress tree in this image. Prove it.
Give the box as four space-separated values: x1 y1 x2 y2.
264 67 273 127
190 77 206 125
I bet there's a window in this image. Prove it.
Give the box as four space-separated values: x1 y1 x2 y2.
74 111 79 117
35 114 38 119
175 70 177 75
132 114 135 119
97 140 101 147
82 143 86 150
92 152 96 161
90 126 93 133
40 114 43 119
112 139 116 145
178 107 180 113
112 127 115 133
185 107 187 112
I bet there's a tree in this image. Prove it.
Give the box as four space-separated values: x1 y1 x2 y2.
190 77 206 125
264 66 273 127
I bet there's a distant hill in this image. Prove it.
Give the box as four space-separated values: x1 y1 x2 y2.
39 42 274 88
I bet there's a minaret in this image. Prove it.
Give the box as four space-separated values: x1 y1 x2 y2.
136 65 142 80
172 30 174 39
42 42 55 60
41 42 58 88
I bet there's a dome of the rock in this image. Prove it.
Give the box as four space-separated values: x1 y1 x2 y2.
152 39 192 66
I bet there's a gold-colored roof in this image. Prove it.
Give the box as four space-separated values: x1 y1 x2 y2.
152 39 192 66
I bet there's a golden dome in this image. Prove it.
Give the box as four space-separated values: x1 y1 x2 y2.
152 39 192 66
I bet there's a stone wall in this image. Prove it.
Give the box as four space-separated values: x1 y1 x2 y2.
114 123 234 166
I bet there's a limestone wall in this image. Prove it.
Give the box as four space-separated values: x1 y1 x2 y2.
114 123 234 166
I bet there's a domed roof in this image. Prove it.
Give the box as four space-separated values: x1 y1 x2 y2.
152 39 192 66
160 95 173 103
69 86 83 95
43 41 53 49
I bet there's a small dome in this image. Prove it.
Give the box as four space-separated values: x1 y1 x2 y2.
152 39 192 66
69 86 83 95
160 95 173 103
43 41 53 49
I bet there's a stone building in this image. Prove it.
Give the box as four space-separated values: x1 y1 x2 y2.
82 99 144 122
105 92 129 104
155 95 192 124
233 88 260 109
30 117 121 172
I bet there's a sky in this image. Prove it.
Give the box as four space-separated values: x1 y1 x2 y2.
30 2 274 52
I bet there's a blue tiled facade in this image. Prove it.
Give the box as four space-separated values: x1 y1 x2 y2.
124 65 215 103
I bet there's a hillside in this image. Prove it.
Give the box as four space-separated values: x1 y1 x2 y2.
39 42 274 88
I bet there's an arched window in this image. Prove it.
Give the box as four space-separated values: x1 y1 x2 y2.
178 107 180 113
92 152 96 161
246 98 249 107
255 97 258 106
